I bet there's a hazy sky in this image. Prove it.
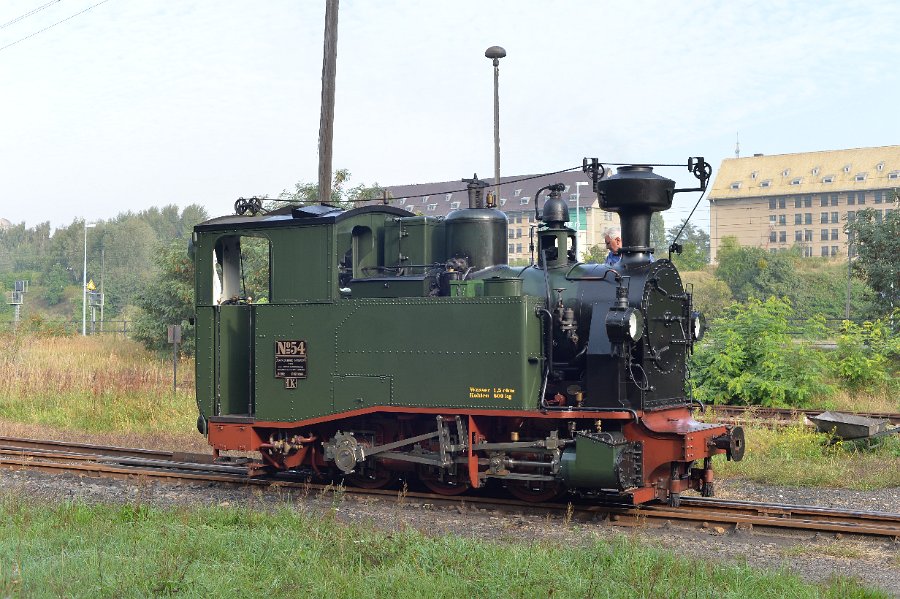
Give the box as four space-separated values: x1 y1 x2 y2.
2 0 898 232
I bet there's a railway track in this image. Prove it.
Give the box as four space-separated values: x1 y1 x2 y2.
0 435 898 540
704 405 900 427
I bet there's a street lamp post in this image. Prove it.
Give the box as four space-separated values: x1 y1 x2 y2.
82 221 96 336
846 231 853 320
575 181 588 259
485 46 506 202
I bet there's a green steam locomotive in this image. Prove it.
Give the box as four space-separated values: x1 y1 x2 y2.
192 157 744 505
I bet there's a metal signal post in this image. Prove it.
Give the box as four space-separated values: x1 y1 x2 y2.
82 221 96 336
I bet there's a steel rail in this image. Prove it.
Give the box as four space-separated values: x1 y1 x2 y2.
0 435 215 463
0 438 897 540
704 406 900 426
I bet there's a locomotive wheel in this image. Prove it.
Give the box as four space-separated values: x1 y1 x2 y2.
506 481 563 503
346 467 396 490
342 422 397 489
503 450 561 502
418 465 471 495
421 477 471 496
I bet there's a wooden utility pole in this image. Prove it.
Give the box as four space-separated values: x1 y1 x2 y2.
317 0 339 205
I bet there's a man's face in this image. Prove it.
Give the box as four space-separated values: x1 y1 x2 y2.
605 234 622 253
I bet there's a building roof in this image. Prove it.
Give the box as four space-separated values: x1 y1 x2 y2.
377 170 599 218
708 145 900 200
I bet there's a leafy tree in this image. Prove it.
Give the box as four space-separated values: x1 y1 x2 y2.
278 169 385 210
714 237 876 319
40 263 71 306
239 237 270 302
680 271 733 320
132 240 195 356
691 297 831 407
846 197 899 314
98 217 159 316
582 243 607 264
788 260 877 320
649 212 665 254
666 218 710 271
832 314 900 391
0 205 208 326
714 237 796 301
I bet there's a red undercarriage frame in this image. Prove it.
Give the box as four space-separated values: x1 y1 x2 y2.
207 406 730 504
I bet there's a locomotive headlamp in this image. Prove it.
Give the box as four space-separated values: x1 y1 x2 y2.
690 311 705 342
606 307 644 343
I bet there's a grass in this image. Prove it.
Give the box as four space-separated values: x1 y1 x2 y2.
0 497 886 599
713 422 900 489
820 388 900 415
0 334 197 437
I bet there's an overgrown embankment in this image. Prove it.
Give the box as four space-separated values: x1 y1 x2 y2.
713 422 900 489
0 334 196 436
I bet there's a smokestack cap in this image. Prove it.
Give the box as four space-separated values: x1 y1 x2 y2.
597 165 674 213
596 166 674 261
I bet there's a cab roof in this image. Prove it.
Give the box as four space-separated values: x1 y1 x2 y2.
194 204 414 233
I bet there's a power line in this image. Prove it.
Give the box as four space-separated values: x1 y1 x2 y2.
0 0 111 54
0 0 61 30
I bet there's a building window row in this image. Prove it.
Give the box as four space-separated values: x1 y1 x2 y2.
767 243 844 258
819 194 839 207
775 228 844 244
763 190 898 211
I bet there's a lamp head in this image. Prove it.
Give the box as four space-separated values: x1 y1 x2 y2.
485 45 506 66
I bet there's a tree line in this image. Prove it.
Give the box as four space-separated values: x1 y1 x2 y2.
0 204 208 330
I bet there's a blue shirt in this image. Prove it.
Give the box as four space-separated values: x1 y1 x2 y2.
604 251 655 266
604 251 621 267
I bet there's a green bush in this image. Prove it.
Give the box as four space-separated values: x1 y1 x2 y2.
131 240 196 356
832 313 900 390
22 313 74 336
691 297 832 407
39 263 73 306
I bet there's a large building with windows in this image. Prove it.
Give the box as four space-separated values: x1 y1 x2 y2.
382 171 619 264
708 146 900 262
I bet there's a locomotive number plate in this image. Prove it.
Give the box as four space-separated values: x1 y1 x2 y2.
275 340 308 380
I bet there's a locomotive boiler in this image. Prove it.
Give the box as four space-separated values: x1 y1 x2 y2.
192 157 744 505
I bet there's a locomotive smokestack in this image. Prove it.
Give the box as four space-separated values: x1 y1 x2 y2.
596 165 674 265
